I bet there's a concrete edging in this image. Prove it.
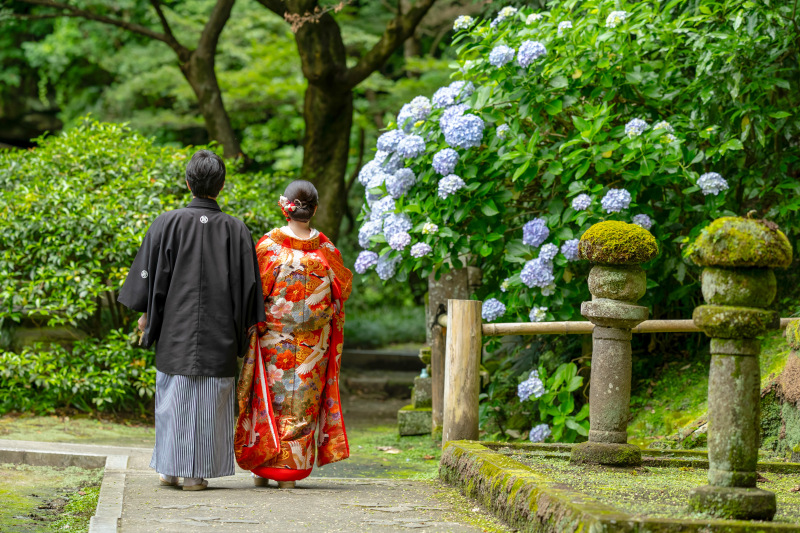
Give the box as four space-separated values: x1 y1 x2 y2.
439 440 800 532
0 443 127 533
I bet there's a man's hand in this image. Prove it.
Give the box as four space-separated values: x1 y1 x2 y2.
138 313 148 332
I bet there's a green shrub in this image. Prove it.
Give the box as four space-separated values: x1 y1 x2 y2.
0 328 155 414
0 117 287 335
344 305 426 349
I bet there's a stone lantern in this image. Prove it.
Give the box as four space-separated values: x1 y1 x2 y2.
570 221 658 467
686 216 792 520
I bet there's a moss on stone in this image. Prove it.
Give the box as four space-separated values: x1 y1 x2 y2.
701 267 777 308
578 221 659 265
569 442 642 467
685 217 793 268
693 305 779 339
785 320 800 351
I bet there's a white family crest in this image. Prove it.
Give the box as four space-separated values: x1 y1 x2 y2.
200 215 209 224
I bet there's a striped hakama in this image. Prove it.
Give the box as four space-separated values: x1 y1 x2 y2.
150 371 236 479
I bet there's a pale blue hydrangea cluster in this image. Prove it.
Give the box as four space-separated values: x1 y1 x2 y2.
496 124 510 139
698 172 729 196
438 174 466 199
601 188 632 213
454 15 473 31
422 222 439 235
358 160 382 187
358 220 382 248
389 231 411 251
443 113 485 149
370 196 396 221
560 239 580 262
396 134 426 159
653 121 674 133
449 80 475 101
482 298 506 321
605 11 628 28
529 423 551 443
520 257 555 289
396 96 432 132
522 218 549 247
377 130 405 152
365 172 387 204
376 253 401 280
383 212 412 241
517 370 545 401
557 21 572 36
625 118 648 138
517 40 547 68
378 152 403 173
632 214 653 230
386 168 416 199
491 6 517 27
432 81 474 109
572 193 592 211
526 13 542 24
500 278 510 292
489 45 516 67
529 306 548 322
432 148 459 175
539 243 559 262
439 104 469 129
410 242 432 258
354 251 378 274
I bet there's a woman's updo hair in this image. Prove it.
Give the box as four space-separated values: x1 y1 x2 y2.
283 180 319 223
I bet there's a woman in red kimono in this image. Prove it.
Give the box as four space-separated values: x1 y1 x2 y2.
234 180 353 488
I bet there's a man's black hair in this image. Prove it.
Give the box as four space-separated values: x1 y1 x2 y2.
186 149 226 198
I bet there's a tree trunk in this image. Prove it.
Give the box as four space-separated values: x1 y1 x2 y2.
182 52 243 160
293 14 352 241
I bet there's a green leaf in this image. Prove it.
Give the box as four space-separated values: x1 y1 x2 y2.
545 99 563 115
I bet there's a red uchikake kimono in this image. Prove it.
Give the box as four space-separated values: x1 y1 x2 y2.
234 229 353 481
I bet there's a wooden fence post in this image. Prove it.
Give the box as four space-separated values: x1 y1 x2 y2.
442 299 482 447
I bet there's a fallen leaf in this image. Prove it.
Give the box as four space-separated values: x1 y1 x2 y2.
757 473 770 483
377 446 401 454
790 485 800 493
422 455 435 460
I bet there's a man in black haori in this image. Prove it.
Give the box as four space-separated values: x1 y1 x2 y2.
119 149 265 491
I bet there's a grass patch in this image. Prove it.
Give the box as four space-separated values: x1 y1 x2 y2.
50 486 100 533
0 413 154 447
343 424 442 480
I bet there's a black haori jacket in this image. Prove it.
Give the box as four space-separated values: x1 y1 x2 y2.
118 198 266 377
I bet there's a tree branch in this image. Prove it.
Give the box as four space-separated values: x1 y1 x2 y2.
148 0 184 52
343 0 438 88
253 0 288 18
13 0 175 47
197 0 237 55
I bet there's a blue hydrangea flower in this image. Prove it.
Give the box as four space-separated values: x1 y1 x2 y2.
432 148 459 176
601 188 632 213
571 193 592 211
632 214 653 230
448 80 475 102
370 196 396 221
491 6 517 27
376 252 401 280
482 298 506 321
396 97 432 132
653 120 674 133
526 13 542 24
517 40 546 68
541 283 556 297
396 135 426 159
365 171 389 204
605 11 628 28
358 160 382 187
529 423 551 443
522 218 549 247
439 104 470 130
358 220 383 249
560 239 580 262
410 242 432 258
438 174 466 199
386 168 416 199
660 133 678 144
496 124 510 139
422 222 439 235
376 130 405 153
518 370 545 401
539 243 559 262
625 118 648 138
432 86 458 109
389 231 411 251
354 251 378 274
380 153 403 174
453 15 473 31
520 258 555 288
500 278 510 292
443 114 485 149
557 21 572 36
383 212 412 241
489 45 516 67
698 172 729 196
529 306 548 323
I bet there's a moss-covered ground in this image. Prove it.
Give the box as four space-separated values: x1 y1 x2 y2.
503 449 800 524
0 463 101 532
627 330 790 448
0 413 155 447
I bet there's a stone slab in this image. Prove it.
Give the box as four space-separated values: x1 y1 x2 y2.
412 377 432 409
398 406 432 436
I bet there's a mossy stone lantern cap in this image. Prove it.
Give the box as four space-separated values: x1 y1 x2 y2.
685 216 792 269
578 221 659 265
